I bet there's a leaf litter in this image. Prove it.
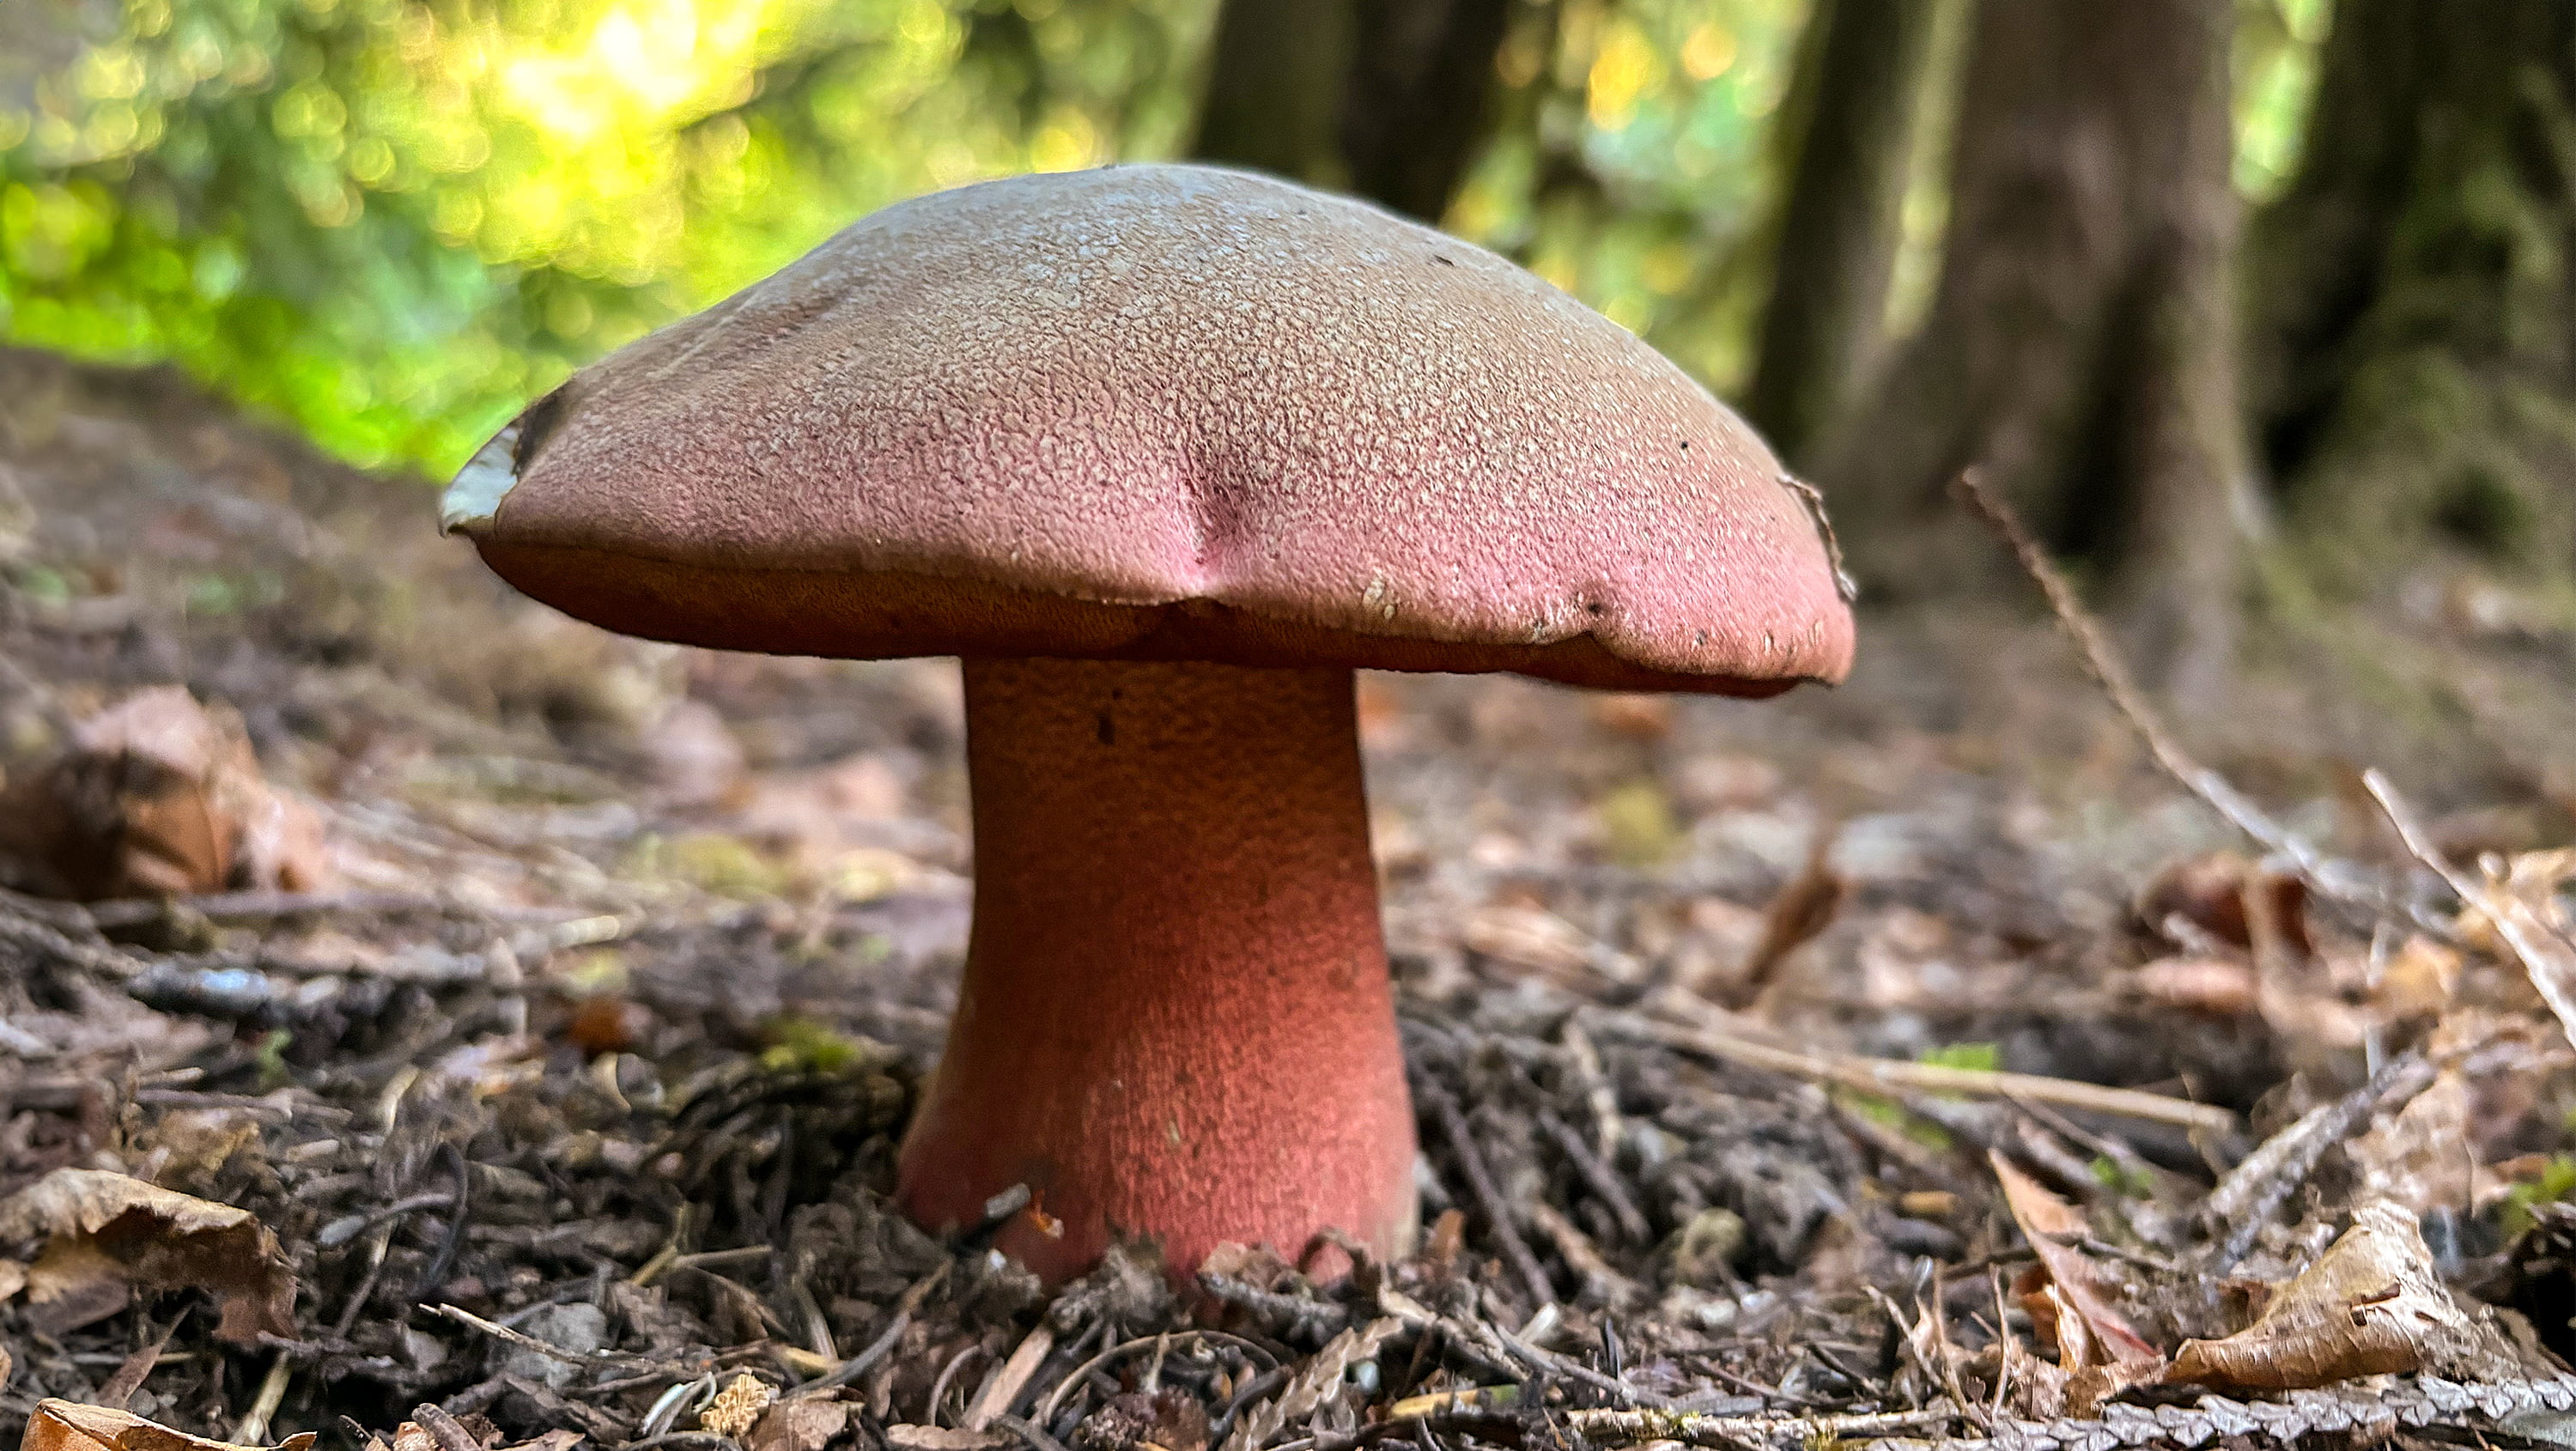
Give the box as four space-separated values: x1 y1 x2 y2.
4 363 2576 1451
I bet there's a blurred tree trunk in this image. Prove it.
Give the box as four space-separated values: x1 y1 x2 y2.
1192 0 1511 222
2246 0 2576 586
1340 0 1513 222
1820 0 2248 697
1742 0 1943 471
1192 0 1356 189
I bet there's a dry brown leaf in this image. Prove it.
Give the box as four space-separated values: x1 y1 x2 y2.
0 1169 297 1342
2343 1071 2475 1215
2136 852 2312 956
1725 831 1845 1008
1991 1153 2161 1370
2168 1201 2484 1389
744 1399 851 1451
22 1400 316 1451
0 688 328 901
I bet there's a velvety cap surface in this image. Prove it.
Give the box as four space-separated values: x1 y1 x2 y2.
446 164 1856 692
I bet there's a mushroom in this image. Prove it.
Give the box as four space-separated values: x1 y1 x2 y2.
442 164 1856 1283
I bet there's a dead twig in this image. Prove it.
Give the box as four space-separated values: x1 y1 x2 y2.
1950 470 2450 938
1604 1009 2235 1135
1423 1087 1555 1310
2364 767 2576 1049
427 1302 702 1379
1534 1111 1649 1244
1561 1405 1957 1448
2197 1048 2437 1271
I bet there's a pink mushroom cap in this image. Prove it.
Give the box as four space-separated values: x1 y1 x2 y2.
443 164 1855 691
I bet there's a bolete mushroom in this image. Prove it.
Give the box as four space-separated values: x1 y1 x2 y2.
442 164 1856 1284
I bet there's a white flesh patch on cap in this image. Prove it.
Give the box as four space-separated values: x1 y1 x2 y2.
440 422 521 535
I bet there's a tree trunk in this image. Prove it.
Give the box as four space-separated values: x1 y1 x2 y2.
1192 0 1511 222
1191 0 1356 189
1340 0 1514 222
1742 0 1944 471
1819 0 2248 695
2248 0 2576 585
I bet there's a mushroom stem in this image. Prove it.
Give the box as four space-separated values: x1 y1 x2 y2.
897 656 1418 1283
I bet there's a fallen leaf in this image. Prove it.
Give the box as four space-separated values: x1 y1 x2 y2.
2169 1201 2489 1389
0 688 328 901
1723 829 1845 1008
745 1400 851 1451
2136 852 2309 956
22 1400 316 1451
0 1169 297 1342
1991 1153 2161 1371
1219 1317 1399 1451
2343 1072 2475 1216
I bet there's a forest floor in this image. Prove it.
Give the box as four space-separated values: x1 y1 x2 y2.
3 343 2576 1451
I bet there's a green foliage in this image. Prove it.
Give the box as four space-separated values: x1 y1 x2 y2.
3 0 2330 477
0 0 1206 471
1916 1040 1998 1072
2499 1154 2576 1241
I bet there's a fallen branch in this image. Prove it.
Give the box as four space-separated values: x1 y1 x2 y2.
1604 1009 2236 1135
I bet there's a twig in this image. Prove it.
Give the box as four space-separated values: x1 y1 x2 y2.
1490 1319 1677 1410
786 1306 910 1399
0 906 147 980
410 1142 471 1302
1950 470 2449 938
1603 1009 2235 1134
1198 1272 1351 1338
1535 1111 1649 1244
427 1302 699 1378
1562 1405 1957 1448
233 1353 293 1443
992 1414 1073 1451
1424 1088 1555 1310
2197 1048 2437 1271
2364 767 2576 1048
1036 1331 1280 1422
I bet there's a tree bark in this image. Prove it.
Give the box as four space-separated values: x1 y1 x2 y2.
2247 0 2576 583
1191 0 1356 189
1340 0 1513 222
1192 0 1511 222
1819 0 2248 695
1742 0 1944 471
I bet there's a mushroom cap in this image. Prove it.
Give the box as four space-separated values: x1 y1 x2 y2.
445 164 1855 694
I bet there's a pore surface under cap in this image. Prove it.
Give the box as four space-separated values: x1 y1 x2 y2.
452 163 1856 690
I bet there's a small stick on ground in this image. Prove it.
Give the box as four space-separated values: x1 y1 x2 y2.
2197 1048 2437 1271
1949 470 2449 938
2365 767 2576 1050
1423 1088 1555 1311
1535 1111 1649 1244
1605 1011 2235 1134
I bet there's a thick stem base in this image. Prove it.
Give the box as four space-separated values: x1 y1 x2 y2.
896 658 1417 1282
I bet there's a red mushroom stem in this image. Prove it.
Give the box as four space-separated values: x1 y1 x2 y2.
896 656 1419 1283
